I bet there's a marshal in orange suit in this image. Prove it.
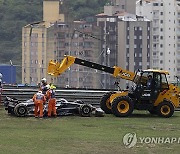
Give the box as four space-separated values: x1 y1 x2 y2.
32 91 46 118
46 84 57 117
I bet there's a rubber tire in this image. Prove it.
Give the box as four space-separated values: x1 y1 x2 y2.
156 101 174 118
79 104 92 117
100 92 115 114
14 104 28 117
111 96 134 117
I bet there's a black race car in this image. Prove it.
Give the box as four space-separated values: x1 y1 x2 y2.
4 96 104 117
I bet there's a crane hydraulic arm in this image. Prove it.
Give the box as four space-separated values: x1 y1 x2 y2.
47 55 135 81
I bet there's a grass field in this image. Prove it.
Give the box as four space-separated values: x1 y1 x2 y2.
0 107 180 154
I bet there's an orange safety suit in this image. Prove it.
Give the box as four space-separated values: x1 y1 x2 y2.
46 89 57 117
32 92 46 118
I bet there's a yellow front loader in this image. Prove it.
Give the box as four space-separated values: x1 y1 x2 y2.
48 55 180 118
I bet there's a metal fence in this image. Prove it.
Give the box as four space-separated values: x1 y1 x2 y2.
1 87 109 106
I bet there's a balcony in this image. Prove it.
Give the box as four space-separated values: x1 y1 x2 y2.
153 39 159 43
152 31 159 35
153 15 159 19
153 23 159 27
153 55 159 59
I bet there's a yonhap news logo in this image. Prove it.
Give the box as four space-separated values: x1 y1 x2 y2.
123 133 137 148
123 133 180 148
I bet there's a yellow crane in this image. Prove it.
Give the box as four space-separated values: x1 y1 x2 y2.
47 55 180 118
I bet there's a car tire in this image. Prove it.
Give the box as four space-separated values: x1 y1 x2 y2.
100 92 115 114
14 104 28 117
111 96 134 117
79 104 92 117
156 101 174 118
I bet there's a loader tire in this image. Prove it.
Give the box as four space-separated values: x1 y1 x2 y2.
111 96 134 117
100 92 115 114
157 101 174 118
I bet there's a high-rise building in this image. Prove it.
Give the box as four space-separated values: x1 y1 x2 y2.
51 21 102 88
22 0 64 85
97 1 152 89
22 0 102 88
136 0 178 82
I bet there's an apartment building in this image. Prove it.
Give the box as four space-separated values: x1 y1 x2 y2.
136 0 178 82
51 21 102 88
97 1 152 89
22 0 64 85
22 0 102 88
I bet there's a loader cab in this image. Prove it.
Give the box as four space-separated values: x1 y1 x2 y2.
133 70 169 104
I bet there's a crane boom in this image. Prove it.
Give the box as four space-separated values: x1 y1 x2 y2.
47 55 135 81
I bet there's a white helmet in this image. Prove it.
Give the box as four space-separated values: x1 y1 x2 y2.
38 91 42 94
45 84 50 90
41 78 46 82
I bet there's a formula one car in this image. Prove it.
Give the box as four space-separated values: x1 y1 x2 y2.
4 96 104 117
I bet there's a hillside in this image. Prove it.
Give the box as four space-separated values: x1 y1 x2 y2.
0 0 108 83
0 0 43 82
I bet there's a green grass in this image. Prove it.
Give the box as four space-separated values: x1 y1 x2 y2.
0 107 180 154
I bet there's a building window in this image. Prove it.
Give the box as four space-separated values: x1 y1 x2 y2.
153 3 158 6
58 32 65 39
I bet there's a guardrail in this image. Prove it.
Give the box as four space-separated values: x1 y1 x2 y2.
1 87 110 106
